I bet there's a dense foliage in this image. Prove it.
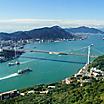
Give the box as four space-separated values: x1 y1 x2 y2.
89 55 104 71
0 80 104 104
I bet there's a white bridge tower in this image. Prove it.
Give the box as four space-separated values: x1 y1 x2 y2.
87 44 93 64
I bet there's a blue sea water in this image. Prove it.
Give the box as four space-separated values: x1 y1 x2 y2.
0 34 104 92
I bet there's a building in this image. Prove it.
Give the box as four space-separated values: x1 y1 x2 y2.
90 67 103 77
0 89 20 100
39 90 49 94
48 86 55 89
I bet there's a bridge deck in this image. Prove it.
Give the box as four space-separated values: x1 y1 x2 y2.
22 56 86 64
3 49 98 58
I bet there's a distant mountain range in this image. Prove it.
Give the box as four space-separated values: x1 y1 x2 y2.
0 26 103 41
0 26 74 41
65 26 104 34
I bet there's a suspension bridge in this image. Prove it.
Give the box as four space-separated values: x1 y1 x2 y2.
1 44 104 65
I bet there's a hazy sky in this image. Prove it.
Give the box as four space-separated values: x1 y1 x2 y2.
0 0 104 32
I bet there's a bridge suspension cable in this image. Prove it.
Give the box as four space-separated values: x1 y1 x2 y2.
67 46 88 53
92 47 104 55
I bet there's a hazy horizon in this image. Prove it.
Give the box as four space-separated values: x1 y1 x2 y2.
0 0 104 32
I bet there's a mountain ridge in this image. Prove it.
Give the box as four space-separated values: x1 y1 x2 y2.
0 26 74 41
65 26 104 34
0 26 103 41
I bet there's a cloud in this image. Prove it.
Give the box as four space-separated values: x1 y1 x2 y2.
0 19 104 32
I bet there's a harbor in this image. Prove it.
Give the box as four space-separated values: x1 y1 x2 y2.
0 35 104 92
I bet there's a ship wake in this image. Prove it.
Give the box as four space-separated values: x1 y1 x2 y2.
20 60 34 64
0 73 19 81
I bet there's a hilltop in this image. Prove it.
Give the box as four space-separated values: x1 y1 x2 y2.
0 26 74 41
65 26 104 34
0 26 102 41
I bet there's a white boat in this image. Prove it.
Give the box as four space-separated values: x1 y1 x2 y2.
8 61 20 66
8 62 15 66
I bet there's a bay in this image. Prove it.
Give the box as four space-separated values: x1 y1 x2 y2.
0 34 104 92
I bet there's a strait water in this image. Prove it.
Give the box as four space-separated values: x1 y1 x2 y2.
0 35 104 92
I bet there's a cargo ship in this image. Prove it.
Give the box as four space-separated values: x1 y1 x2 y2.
18 68 32 74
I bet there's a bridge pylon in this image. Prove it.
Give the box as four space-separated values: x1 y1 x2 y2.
87 44 93 64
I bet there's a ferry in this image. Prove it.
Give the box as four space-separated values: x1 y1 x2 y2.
8 62 15 66
18 68 32 74
8 61 20 66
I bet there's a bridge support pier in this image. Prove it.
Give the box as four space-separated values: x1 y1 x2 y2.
87 44 93 64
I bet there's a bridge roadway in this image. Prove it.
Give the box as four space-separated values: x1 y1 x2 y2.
3 48 98 58
21 56 86 64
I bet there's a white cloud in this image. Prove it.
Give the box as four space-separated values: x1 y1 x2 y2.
0 19 104 32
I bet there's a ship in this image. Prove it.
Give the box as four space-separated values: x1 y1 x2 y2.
8 61 20 66
8 62 15 66
18 68 32 74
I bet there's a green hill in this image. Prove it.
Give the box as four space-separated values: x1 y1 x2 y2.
89 55 104 71
1 80 104 104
